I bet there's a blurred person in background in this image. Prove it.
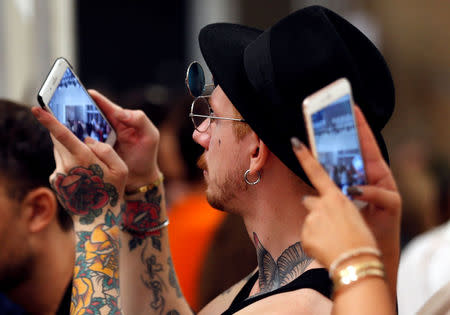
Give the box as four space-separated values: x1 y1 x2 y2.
392 141 441 247
198 213 256 308
397 162 450 315
0 100 74 314
158 97 206 207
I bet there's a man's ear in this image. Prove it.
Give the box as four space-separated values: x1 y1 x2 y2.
248 136 270 175
21 187 58 233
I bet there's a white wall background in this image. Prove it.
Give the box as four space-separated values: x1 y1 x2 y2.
185 0 240 83
0 0 75 105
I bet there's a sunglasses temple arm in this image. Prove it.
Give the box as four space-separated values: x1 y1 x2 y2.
203 84 215 96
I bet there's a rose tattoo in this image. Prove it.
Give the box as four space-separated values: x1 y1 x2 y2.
52 164 119 224
122 201 162 237
122 188 164 251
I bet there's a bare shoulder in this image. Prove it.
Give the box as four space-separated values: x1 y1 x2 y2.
234 289 332 315
198 270 257 315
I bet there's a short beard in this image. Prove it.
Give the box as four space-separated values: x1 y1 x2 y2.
0 253 34 292
206 165 247 214
197 153 208 172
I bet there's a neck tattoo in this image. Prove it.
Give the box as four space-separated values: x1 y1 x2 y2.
253 232 312 294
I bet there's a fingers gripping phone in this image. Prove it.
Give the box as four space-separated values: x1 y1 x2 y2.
37 57 117 146
303 78 367 208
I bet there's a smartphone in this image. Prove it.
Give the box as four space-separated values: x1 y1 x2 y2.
303 78 367 208
37 57 116 146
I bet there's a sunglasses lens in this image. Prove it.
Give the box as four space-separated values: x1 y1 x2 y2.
187 62 206 97
192 98 210 131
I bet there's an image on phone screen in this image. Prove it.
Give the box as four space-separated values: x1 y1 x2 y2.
311 94 366 198
47 68 113 143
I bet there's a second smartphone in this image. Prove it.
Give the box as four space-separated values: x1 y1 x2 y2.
303 78 367 207
37 57 117 146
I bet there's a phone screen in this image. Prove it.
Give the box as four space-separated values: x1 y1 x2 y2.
311 94 366 198
48 68 113 143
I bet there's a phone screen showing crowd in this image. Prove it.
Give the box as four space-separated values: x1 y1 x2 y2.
48 68 113 143
311 94 366 198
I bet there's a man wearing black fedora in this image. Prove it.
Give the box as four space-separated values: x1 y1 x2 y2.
34 5 401 315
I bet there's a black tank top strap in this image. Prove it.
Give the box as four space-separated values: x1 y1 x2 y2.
222 268 332 315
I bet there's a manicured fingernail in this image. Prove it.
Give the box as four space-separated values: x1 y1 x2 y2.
84 137 95 145
291 137 303 150
347 186 363 196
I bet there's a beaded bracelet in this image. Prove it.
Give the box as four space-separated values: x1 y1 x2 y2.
329 247 382 278
125 173 164 196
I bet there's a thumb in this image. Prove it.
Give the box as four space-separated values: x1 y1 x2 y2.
114 109 158 139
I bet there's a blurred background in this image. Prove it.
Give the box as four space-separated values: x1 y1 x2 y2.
0 0 448 310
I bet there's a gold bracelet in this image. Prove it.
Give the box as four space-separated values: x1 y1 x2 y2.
329 247 382 278
333 260 385 293
334 260 384 282
334 268 385 292
125 173 164 196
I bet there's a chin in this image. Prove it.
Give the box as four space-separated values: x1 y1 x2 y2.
206 191 244 215
206 190 225 212
204 168 246 214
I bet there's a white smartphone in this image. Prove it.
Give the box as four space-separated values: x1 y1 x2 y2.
303 78 367 208
37 57 117 146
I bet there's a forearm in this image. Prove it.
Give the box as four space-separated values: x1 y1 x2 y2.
71 209 121 315
332 277 395 315
378 237 400 301
119 183 193 315
330 255 396 315
49 164 123 315
383 244 400 301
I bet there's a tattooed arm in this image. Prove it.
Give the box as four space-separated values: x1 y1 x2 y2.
119 185 192 315
88 91 193 315
33 107 128 314
55 166 123 314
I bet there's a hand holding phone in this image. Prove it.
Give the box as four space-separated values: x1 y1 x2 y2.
37 58 117 146
303 78 367 208
294 103 402 301
88 90 162 191
38 58 162 192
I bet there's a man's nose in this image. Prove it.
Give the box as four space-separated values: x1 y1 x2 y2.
192 128 210 149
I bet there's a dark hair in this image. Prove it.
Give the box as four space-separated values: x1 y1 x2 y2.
168 97 204 182
0 100 72 231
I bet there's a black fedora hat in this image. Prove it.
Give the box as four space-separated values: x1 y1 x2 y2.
199 5 395 183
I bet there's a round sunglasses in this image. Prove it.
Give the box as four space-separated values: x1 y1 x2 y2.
186 61 246 132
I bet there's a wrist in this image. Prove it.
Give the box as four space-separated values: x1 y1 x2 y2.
121 179 167 230
329 246 382 278
72 204 122 228
125 169 163 193
332 256 385 295
120 218 169 237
